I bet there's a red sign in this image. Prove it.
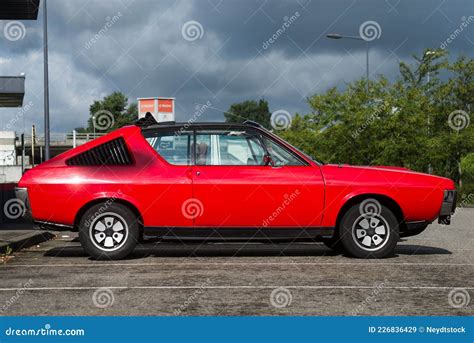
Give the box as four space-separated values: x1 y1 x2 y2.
158 99 173 113
139 99 154 113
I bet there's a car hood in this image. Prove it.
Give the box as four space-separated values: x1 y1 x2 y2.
321 164 455 189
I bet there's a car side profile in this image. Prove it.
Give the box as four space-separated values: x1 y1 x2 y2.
15 120 456 259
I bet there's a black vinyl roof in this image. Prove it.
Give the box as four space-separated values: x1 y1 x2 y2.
0 0 40 20
141 121 265 132
137 112 265 131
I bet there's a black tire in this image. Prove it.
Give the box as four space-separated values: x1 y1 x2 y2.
339 202 399 258
78 203 139 260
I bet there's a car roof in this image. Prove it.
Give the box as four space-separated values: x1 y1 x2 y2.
140 121 265 132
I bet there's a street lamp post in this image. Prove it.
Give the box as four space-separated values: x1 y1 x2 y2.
423 50 435 174
43 0 50 160
92 116 96 139
326 33 369 94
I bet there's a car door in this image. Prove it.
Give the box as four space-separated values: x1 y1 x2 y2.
191 127 325 228
141 128 194 227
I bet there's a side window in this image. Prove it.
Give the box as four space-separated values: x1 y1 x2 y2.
195 130 266 166
262 137 304 166
247 136 266 165
144 130 191 165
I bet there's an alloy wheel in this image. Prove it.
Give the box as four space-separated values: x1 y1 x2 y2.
89 212 129 252
351 214 390 252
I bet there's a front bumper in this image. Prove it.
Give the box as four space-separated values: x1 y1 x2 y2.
438 190 457 224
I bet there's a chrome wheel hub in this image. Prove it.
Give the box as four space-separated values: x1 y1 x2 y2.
89 213 128 252
351 214 390 252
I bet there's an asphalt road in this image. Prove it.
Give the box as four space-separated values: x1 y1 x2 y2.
0 208 472 316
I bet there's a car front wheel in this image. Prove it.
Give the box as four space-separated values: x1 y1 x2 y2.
339 201 399 258
78 203 139 260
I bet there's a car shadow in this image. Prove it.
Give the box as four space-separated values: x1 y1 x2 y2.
394 244 452 255
43 241 452 259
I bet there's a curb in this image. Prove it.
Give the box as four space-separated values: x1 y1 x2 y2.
0 231 56 254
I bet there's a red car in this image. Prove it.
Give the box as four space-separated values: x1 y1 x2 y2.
15 120 456 259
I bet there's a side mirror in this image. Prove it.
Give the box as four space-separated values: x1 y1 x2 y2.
263 154 274 166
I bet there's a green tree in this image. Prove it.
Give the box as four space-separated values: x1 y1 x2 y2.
224 99 271 129
278 50 473 185
399 48 448 88
460 153 474 202
85 92 137 133
461 153 474 183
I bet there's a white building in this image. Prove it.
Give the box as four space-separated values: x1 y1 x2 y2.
0 131 16 166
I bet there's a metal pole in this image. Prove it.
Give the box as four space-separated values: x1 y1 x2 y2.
366 41 369 94
43 0 50 160
21 133 25 173
31 125 36 167
427 71 432 174
327 34 370 94
73 129 77 148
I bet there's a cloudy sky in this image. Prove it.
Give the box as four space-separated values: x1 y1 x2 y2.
0 0 472 134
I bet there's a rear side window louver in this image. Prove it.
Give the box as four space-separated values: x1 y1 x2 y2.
66 137 132 166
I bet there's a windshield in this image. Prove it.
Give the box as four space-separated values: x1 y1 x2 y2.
263 130 323 165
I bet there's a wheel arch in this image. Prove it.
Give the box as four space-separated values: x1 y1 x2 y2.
335 193 405 234
73 198 144 232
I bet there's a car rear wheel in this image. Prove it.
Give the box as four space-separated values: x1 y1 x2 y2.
339 201 399 258
79 203 139 260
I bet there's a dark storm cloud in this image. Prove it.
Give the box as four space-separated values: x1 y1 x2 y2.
0 0 472 133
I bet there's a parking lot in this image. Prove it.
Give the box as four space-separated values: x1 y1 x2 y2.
0 208 472 316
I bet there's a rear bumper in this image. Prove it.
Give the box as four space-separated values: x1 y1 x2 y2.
15 187 73 231
14 187 32 221
438 190 457 224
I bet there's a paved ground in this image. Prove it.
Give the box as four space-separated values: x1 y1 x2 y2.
0 229 55 255
0 208 472 316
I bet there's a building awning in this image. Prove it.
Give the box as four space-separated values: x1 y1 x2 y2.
0 76 25 107
0 0 40 20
